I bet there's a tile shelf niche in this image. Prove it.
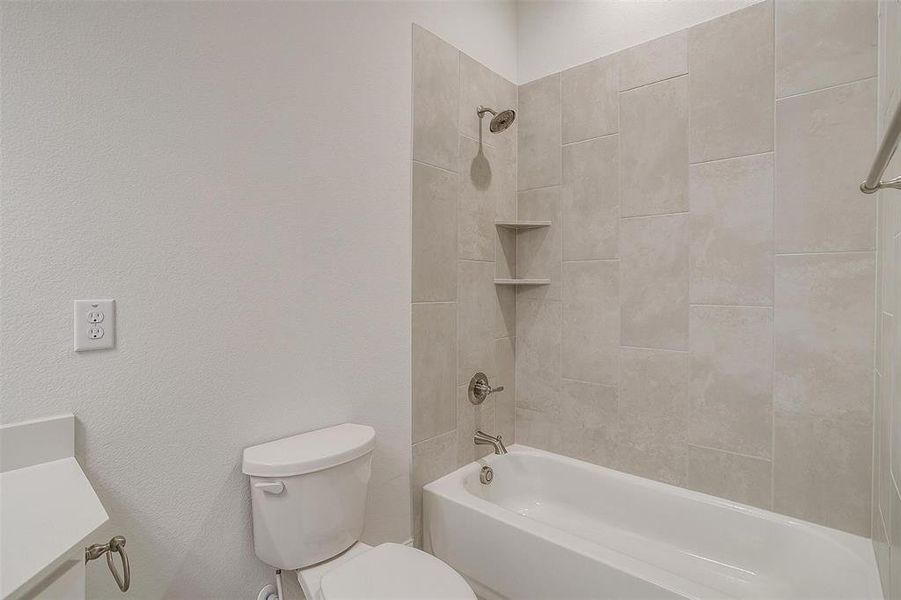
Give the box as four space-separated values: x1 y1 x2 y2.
493 221 551 286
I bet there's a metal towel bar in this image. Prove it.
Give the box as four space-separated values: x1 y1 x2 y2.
861 95 901 194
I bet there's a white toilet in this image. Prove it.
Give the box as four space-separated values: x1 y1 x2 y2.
242 423 475 600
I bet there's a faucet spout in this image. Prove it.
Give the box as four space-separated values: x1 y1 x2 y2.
474 430 508 455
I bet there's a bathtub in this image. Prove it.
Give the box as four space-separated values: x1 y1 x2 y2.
423 445 882 600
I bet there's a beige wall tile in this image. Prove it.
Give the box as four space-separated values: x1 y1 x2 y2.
687 445 773 509
457 260 496 385
558 378 618 429
561 55 618 144
495 284 516 339
515 298 561 412
892 484 901 598
875 368 893 530
515 405 561 449
518 74 561 190
412 25 459 171
620 214 689 350
563 135 620 259
459 53 517 161
689 1 774 162
459 136 513 260
412 162 457 302
773 411 872 535
774 252 875 420
517 187 563 301
495 337 515 442
775 79 876 252
620 76 689 217
690 154 774 306
411 429 457 544
616 348 691 485
562 260 620 385
496 228 516 279
617 30 688 91
689 306 773 458
776 0 877 98
412 303 456 443
456 384 495 464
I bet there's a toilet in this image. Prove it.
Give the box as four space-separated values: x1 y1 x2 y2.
242 423 475 600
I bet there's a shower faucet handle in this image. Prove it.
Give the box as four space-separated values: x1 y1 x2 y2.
468 372 504 405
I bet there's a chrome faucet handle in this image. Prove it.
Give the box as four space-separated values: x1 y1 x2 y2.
468 372 504 405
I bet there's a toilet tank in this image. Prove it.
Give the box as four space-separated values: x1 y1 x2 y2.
242 423 376 570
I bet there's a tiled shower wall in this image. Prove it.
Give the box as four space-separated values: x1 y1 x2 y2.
409 25 517 545
872 0 901 595
514 0 880 536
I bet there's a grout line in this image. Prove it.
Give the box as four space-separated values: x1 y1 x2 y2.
518 183 561 194
775 75 877 103
687 443 773 463
688 150 774 168
561 376 618 388
619 71 690 94
458 257 496 264
620 344 688 354
770 0 777 512
690 303 773 309
621 211 689 220
412 158 458 176
412 300 456 305
562 257 619 263
562 131 619 147
774 249 876 257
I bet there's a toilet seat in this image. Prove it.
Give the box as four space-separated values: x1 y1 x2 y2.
316 543 476 600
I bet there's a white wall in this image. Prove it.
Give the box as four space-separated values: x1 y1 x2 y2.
0 2 515 598
517 0 762 82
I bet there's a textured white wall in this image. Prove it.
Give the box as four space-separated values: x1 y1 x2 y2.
517 0 762 83
0 2 515 598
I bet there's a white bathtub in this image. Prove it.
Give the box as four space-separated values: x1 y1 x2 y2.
423 445 882 600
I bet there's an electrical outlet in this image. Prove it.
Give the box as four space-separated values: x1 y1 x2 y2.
74 299 115 351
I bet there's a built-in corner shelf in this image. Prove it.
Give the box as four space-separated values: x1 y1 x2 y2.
494 278 551 286
495 220 552 230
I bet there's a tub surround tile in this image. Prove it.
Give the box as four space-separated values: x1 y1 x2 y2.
561 55 619 144
558 379 618 430
689 154 774 306
775 0 877 98
688 0 774 163
518 74 561 190
876 367 893 528
412 25 459 172
459 53 517 161
773 411 872 536
774 252 875 421
411 429 457 544
689 306 773 459
617 30 688 91
620 76 689 217
459 136 513 261
562 135 620 259
562 260 620 385
456 384 495 465
412 303 457 443
892 485 901 598
517 187 563 301
775 79 877 253
515 298 561 413
687 445 773 509
620 213 689 351
412 162 458 302
457 260 497 385
496 227 516 280
495 284 516 339
495 336 516 443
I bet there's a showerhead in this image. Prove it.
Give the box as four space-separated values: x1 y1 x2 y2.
477 105 516 133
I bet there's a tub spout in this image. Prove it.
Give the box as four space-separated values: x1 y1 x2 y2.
474 430 508 455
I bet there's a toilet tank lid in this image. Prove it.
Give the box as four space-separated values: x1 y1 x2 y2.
242 424 375 477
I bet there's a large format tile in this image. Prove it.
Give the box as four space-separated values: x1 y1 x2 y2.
411 429 457 544
561 55 618 144
494 336 515 442
689 1 774 162
518 74 561 190
562 135 620 259
459 53 517 161
687 445 773 509
615 348 691 485
562 260 620 385
773 411 872 535
456 384 495 464
617 30 688 91
774 252 875 420
457 260 496 385
412 162 458 302
690 154 774 306
412 25 459 171
458 136 513 261
775 79 876 252
412 303 457 443
620 76 688 217
515 298 561 412
776 0 877 98
557 378 618 429
689 306 773 458
517 187 562 301
495 284 515 339
620 214 689 350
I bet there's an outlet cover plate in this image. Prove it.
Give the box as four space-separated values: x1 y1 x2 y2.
74 299 115 351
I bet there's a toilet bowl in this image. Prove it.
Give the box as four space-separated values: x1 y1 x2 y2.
242 423 475 600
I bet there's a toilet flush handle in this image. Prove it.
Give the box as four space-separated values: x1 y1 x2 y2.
255 481 285 495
